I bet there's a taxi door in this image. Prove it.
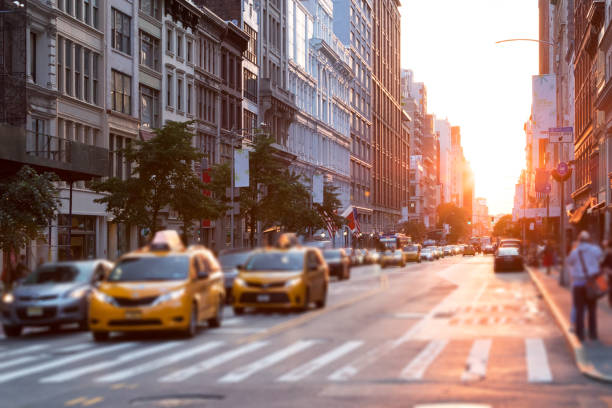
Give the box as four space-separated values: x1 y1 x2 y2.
191 254 211 320
305 250 325 300
202 253 224 318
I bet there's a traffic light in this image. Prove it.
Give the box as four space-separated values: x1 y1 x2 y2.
467 220 471 225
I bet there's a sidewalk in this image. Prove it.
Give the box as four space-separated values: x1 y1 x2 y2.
527 265 612 383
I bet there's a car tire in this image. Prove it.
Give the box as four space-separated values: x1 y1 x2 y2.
315 285 327 309
233 307 244 316
183 303 198 338
92 331 109 342
208 296 224 328
3 325 22 337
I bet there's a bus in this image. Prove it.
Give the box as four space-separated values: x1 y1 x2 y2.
379 233 410 251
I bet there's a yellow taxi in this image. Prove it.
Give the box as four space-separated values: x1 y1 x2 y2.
401 244 421 263
89 230 225 341
232 247 328 314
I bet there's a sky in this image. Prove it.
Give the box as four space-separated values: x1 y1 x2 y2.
399 0 539 215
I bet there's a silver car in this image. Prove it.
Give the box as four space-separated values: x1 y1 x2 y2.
1 260 112 337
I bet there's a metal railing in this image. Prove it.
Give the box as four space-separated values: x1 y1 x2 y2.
25 130 71 163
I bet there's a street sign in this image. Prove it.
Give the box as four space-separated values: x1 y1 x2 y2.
547 127 573 143
557 161 569 177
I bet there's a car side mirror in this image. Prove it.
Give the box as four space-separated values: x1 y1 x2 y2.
236 264 244 271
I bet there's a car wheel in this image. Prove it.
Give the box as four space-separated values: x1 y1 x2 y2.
233 307 244 316
3 325 22 337
208 296 224 328
184 303 198 338
315 285 327 309
92 331 109 342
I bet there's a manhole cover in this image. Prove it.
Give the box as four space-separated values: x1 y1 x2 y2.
130 394 224 407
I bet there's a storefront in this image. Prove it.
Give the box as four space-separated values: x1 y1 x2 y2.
58 215 97 261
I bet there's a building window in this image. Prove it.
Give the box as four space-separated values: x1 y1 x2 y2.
244 109 256 138
84 0 90 24
29 32 36 83
243 69 257 103
139 0 159 19
92 0 99 28
198 86 216 124
167 73 173 106
244 24 257 64
65 39 72 96
176 34 183 59
57 37 64 92
112 9 131 55
140 85 159 129
92 54 99 104
74 45 82 99
187 83 192 114
111 70 131 114
140 31 160 71
166 28 172 52
187 40 192 63
177 78 182 111
84 49 90 101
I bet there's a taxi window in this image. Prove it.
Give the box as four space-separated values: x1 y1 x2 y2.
306 251 319 269
244 252 303 271
108 256 189 281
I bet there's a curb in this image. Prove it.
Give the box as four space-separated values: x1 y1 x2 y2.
527 266 612 384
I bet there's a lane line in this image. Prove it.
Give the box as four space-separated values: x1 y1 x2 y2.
461 339 492 381
218 340 318 383
0 343 134 383
525 338 553 383
95 341 224 383
159 341 269 383
0 355 38 371
277 341 363 382
400 339 449 380
40 342 183 383
0 344 48 360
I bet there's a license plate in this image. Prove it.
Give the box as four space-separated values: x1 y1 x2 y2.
257 294 270 302
125 310 142 319
26 307 43 317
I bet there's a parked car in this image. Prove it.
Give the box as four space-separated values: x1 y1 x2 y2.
322 249 351 280
218 248 256 304
494 246 524 272
232 247 328 314
89 230 225 341
1 260 113 337
463 245 476 256
402 244 421 263
420 247 436 262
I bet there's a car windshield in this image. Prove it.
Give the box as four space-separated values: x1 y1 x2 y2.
108 256 189 282
498 247 520 256
218 252 252 269
23 264 92 285
404 245 419 251
323 250 343 260
244 252 304 271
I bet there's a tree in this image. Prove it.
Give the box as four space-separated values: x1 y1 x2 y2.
493 214 520 238
437 202 468 243
0 166 60 256
400 220 427 242
92 121 225 239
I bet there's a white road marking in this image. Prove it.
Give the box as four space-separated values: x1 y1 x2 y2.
218 340 318 383
95 341 224 383
277 341 363 382
525 338 552 383
222 318 245 326
394 313 427 319
210 328 266 334
0 355 38 371
470 282 488 310
57 343 93 353
461 339 492 381
0 343 134 383
0 344 48 360
159 341 269 383
400 339 449 380
40 342 182 383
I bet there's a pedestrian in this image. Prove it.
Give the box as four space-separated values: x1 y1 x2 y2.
566 231 603 342
601 240 612 307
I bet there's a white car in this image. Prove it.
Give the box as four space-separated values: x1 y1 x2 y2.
420 248 435 261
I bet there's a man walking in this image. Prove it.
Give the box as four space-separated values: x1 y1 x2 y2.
566 231 603 342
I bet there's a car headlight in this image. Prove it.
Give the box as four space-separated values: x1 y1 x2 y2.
151 288 185 307
92 290 118 306
67 287 88 299
234 277 246 287
284 278 302 288
2 293 14 304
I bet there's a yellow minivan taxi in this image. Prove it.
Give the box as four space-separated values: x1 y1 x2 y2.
89 231 225 341
232 247 328 314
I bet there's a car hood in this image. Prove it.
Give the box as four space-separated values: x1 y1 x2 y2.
13 283 86 298
238 271 302 284
98 281 186 298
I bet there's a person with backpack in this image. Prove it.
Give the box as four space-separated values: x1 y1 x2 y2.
566 231 604 342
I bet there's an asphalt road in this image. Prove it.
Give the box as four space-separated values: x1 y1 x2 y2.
1 255 611 408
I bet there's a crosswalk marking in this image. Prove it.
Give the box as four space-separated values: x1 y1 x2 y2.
95 341 224 383
159 341 269 383
525 338 552 383
0 344 48 360
461 339 492 381
0 343 134 383
400 339 449 380
218 340 318 383
58 344 93 353
0 355 38 371
277 341 363 382
40 342 183 383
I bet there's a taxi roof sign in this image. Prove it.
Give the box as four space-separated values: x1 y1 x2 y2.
149 230 185 252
